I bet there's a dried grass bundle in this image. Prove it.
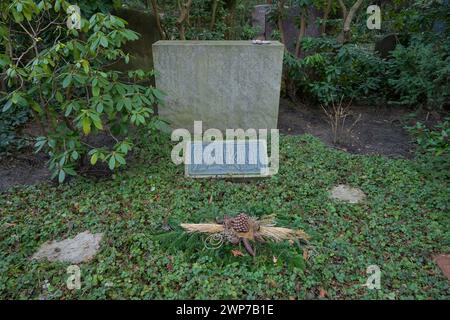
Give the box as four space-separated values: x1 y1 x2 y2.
180 222 309 242
259 226 309 242
180 223 224 234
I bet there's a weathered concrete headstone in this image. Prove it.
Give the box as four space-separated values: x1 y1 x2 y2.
330 184 366 203
153 41 284 132
185 139 269 177
31 231 103 264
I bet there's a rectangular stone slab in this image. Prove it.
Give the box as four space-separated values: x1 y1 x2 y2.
185 139 269 178
153 40 284 132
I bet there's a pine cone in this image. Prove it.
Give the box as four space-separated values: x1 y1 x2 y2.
231 213 250 233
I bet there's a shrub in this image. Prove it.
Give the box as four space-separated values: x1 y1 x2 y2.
408 118 450 158
0 0 165 182
287 37 388 105
407 118 450 176
387 36 450 110
0 108 29 155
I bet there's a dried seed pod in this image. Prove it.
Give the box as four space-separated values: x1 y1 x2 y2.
231 213 250 233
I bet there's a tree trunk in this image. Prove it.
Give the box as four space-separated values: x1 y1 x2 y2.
176 0 193 40
295 11 306 57
225 0 237 39
149 0 166 40
343 0 364 41
277 0 286 45
210 0 219 30
338 0 364 43
321 0 332 35
338 0 348 21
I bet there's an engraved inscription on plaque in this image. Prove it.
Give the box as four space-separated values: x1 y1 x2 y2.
185 140 269 178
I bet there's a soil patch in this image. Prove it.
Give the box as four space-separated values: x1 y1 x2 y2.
278 99 417 157
0 151 51 193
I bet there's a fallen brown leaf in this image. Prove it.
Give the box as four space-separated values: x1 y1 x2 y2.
319 287 327 298
303 249 309 261
231 249 244 257
3 222 16 228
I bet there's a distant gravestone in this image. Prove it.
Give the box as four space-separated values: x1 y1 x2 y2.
433 0 448 34
252 5 322 54
375 34 399 59
113 8 161 72
252 4 271 39
185 140 269 177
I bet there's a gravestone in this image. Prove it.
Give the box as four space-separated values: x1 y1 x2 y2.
432 0 448 34
152 41 284 132
185 139 269 178
252 5 322 55
113 8 161 72
375 34 398 59
251 5 271 39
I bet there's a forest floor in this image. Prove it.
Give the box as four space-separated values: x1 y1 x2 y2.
1 134 448 299
0 99 431 192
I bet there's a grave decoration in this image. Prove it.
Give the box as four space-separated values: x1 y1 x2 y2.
181 213 309 257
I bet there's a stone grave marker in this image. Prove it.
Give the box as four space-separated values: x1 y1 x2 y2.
252 4 271 39
252 5 322 55
152 40 284 132
185 139 269 178
113 8 161 73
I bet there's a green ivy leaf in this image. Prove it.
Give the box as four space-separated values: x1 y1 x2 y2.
82 117 91 135
55 91 64 103
81 60 90 74
100 36 109 48
62 75 72 88
92 85 100 97
58 169 65 183
108 155 116 170
90 153 98 165
115 153 126 165
2 99 13 112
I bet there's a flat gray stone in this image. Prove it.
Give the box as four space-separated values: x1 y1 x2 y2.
32 231 103 264
153 40 284 132
330 184 366 204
